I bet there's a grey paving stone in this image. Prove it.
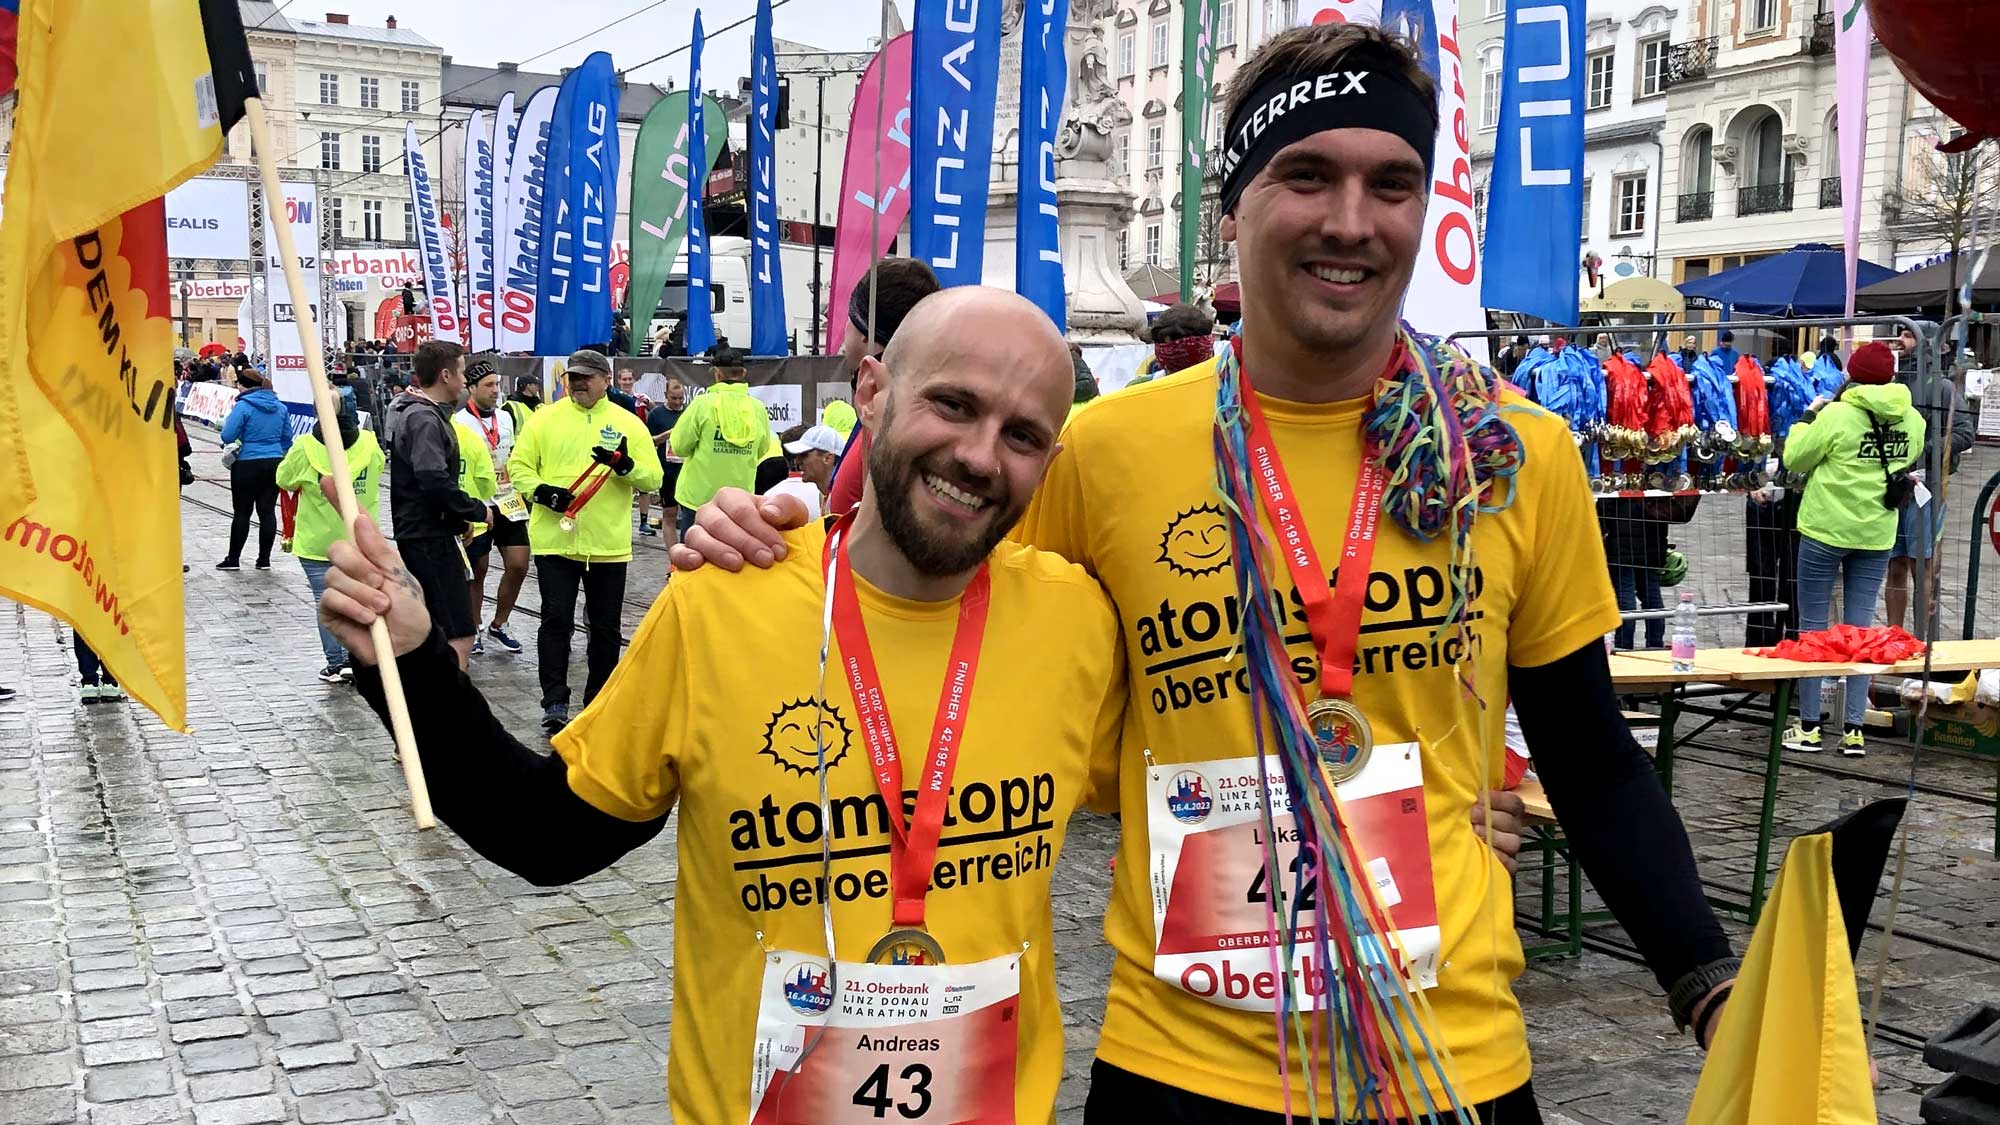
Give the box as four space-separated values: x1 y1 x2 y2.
265 1009 340 1048
275 1041 356 1071
189 1096 285 1125
403 1091 500 1125
295 1090 390 1124
0 1087 74 1125
83 1061 173 1102
164 997 243 1023
76 990 153 1022
168 1018 250 1044
159 973 232 1001
81 1038 167 1067
178 1038 260 1075
73 968 148 993
186 1068 275 1101
87 1095 186 1125
0 1052 72 1092
284 1064 375 1097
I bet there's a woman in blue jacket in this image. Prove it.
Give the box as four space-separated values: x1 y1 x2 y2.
216 369 294 569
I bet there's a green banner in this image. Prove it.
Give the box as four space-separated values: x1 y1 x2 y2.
626 91 728 355
1179 0 1219 303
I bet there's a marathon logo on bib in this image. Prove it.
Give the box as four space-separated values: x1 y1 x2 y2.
1138 505 1490 719
1146 749 1440 1008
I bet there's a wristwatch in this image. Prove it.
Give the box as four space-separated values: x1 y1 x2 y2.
1668 957 1742 1034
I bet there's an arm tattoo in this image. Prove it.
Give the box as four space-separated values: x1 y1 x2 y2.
392 565 424 602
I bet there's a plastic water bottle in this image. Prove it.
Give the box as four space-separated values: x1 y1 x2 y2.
1671 592 1699 673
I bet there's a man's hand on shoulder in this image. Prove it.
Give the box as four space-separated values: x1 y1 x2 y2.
667 486 812 572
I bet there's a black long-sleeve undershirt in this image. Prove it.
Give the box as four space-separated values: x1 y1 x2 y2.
1510 640 1733 992
352 629 665 885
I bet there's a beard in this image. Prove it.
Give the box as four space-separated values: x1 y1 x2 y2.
866 405 1020 578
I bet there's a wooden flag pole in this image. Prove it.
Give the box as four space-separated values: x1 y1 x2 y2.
243 98 436 830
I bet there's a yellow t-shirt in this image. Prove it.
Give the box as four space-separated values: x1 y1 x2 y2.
554 522 1126 1125
1013 356 1621 1114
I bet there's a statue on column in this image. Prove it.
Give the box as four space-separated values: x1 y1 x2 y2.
1059 0 1132 169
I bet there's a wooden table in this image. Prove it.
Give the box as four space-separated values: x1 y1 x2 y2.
1606 641 2000 923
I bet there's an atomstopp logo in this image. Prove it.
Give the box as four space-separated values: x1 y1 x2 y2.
760 698 853 776
1165 770 1214 824
1157 504 1233 577
781 960 834 1016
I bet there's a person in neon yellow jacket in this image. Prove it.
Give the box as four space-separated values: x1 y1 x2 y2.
453 413 499 538
508 349 665 735
668 346 778 540
274 405 384 682
820 396 857 438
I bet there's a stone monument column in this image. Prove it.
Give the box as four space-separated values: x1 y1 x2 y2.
981 0 1144 343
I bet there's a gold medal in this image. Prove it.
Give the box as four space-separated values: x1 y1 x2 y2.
1305 696 1373 784
867 927 946 966
557 514 577 533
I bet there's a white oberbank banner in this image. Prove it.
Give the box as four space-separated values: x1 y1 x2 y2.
262 182 327 407
1296 0 1485 359
167 177 253 260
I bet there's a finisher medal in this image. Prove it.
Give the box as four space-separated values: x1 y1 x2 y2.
1306 696 1373 784
867 927 947 966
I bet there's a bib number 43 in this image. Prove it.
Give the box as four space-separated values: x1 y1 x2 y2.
852 1063 933 1119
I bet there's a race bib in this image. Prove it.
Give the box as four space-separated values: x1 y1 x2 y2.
494 488 529 522
1146 746 1439 1011
749 952 1020 1125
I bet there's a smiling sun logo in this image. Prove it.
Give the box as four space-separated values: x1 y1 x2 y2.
761 699 854 776
1158 504 1233 577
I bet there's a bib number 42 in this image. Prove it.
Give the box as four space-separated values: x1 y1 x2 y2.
852 1062 934 1119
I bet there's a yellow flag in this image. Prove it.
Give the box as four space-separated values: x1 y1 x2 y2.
0 0 255 732
1685 830 1877 1124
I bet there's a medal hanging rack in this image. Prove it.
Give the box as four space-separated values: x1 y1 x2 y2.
1463 315 1933 501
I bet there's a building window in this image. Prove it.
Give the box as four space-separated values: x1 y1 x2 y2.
1747 0 1778 33
1118 228 1130 270
1217 0 1236 47
361 134 382 173
319 72 338 105
254 64 268 94
1474 183 1488 236
1614 172 1648 235
1115 130 1131 178
1487 0 1506 16
1586 50 1614 110
1151 19 1169 69
319 132 340 171
328 196 343 237
403 201 415 242
1639 36 1668 98
1580 178 1592 238
1481 52 1502 129
1147 123 1164 170
1118 31 1135 77
360 76 380 110
362 199 383 241
1145 222 1162 265
401 81 421 112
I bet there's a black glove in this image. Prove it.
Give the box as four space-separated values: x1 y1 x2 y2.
591 436 635 475
533 484 576 512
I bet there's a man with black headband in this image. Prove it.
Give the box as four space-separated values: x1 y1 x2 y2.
678 23 1735 1124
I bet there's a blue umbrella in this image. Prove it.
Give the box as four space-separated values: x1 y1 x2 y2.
1676 243 1897 316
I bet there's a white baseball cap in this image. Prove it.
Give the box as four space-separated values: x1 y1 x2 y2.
784 424 845 456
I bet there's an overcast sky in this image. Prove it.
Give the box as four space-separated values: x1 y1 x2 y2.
294 0 913 91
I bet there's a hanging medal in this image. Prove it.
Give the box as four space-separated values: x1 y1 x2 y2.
825 518 991 966
1232 351 1390 782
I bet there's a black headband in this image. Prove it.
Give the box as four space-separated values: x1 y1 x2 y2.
1218 63 1437 216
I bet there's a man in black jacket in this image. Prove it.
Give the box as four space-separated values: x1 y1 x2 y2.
387 341 488 669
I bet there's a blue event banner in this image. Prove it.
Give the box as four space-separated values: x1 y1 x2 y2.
683 10 716 356
535 51 620 355
1479 0 1585 325
1016 0 1068 330
748 0 786 356
911 0 1003 288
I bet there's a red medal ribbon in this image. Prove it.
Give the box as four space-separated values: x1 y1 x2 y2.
1230 337 1399 699
826 521 991 928
470 402 502 451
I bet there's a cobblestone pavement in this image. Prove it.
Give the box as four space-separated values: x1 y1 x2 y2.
0 431 1993 1124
